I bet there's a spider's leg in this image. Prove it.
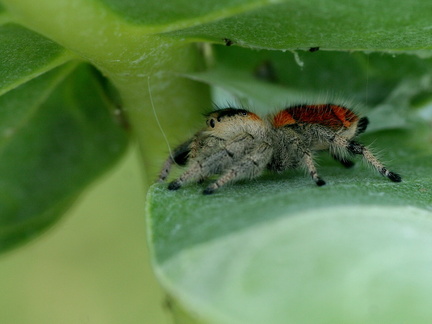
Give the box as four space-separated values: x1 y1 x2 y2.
329 117 368 168
345 140 402 182
158 138 193 182
168 160 204 190
302 151 326 186
278 129 326 186
272 127 325 186
308 124 401 183
158 158 174 183
203 142 272 194
168 148 228 190
169 133 255 191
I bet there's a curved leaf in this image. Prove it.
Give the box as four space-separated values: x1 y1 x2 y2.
197 47 432 106
148 122 432 323
94 0 432 54
162 0 432 52
148 48 432 323
187 48 432 136
98 0 270 26
0 23 72 96
0 63 128 252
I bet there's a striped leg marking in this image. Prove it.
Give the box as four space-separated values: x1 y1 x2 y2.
303 152 326 186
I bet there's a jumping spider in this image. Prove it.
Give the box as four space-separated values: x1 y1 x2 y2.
158 104 401 194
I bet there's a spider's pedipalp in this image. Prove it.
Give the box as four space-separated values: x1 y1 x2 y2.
158 137 195 182
167 113 264 192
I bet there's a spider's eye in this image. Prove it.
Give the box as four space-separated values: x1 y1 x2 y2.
217 117 221 122
209 118 215 128
241 111 247 116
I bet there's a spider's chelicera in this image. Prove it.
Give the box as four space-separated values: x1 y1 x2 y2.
158 104 401 195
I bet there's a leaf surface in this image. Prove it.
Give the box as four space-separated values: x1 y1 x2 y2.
148 126 432 324
161 0 432 52
0 23 72 96
0 64 128 252
148 48 432 323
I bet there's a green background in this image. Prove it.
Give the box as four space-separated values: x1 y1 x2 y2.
0 146 169 324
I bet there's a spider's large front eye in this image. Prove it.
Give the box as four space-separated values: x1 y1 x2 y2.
209 118 215 128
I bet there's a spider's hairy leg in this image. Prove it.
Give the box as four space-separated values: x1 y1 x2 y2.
272 127 326 186
169 132 256 191
158 138 194 182
168 160 204 190
329 116 367 168
167 146 228 190
345 140 402 182
203 142 272 195
302 151 326 186
308 124 401 182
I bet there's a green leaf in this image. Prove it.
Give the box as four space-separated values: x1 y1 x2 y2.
0 23 73 96
0 63 128 252
1 0 431 185
1 0 432 319
148 124 432 323
149 124 432 256
148 47 432 323
98 0 266 26
201 46 432 106
3 0 432 68
162 0 432 52
186 47 432 139
95 0 432 54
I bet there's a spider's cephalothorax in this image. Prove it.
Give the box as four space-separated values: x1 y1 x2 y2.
158 105 401 194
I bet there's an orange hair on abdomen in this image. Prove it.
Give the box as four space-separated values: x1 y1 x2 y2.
272 104 359 129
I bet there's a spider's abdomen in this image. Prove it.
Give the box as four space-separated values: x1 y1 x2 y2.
272 104 359 131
